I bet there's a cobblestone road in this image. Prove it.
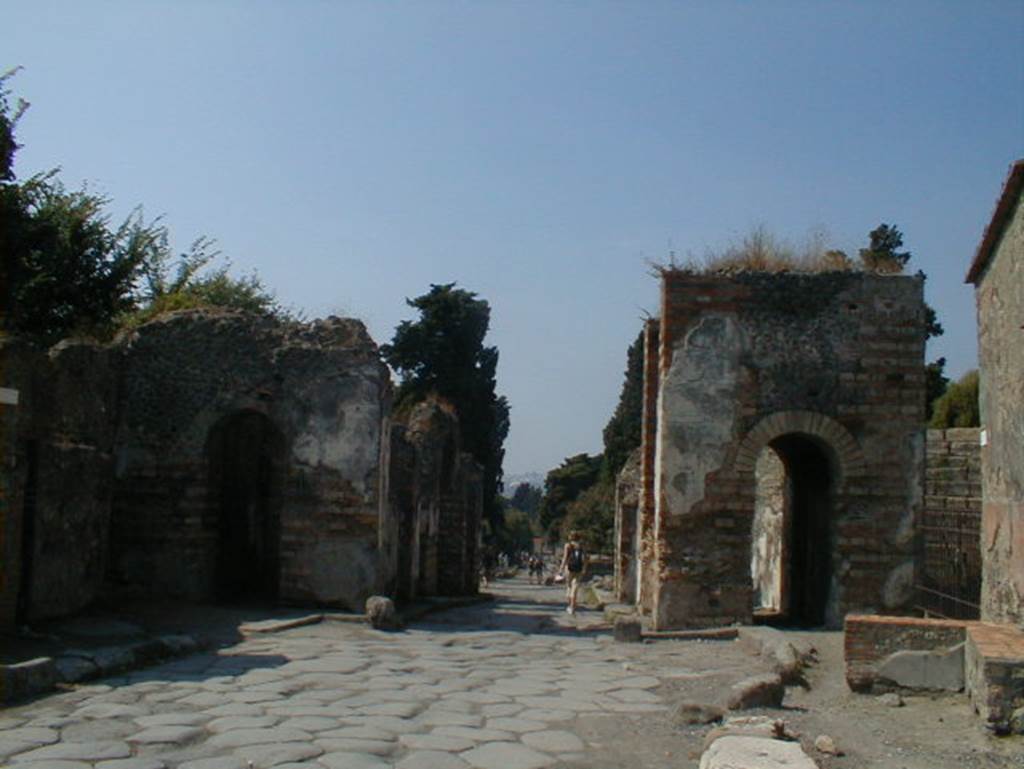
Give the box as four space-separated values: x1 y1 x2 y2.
0 577 694 769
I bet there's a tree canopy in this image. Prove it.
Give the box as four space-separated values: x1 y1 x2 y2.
930 370 980 428
601 330 644 481
381 283 510 529
859 223 912 273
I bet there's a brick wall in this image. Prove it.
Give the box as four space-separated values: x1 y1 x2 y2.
844 614 967 692
919 428 982 617
636 319 660 613
647 271 926 629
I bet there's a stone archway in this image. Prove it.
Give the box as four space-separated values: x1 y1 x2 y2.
736 411 865 626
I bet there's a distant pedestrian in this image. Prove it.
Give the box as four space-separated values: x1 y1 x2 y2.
559 531 586 614
529 554 545 584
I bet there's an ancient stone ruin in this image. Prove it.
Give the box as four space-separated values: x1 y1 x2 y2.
0 308 482 629
619 271 928 630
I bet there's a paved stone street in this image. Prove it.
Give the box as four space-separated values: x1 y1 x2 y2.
0 577 684 769
3 576 1022 769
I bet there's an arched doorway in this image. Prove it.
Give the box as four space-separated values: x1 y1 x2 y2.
752 433 836 626
207 411 283 602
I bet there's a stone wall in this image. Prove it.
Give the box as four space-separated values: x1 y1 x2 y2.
643 271 925 630
919 428 982 617
0 338 116 623
635 319 660 613
389 397 482 601
972 173 1024 626
109 310 392 610
613 449 641 603
844 614 967 692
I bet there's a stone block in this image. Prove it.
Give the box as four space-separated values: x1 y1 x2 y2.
699 735 817 769
613 617 642 643
365 596 402 630
727 673 784 710
1 657 57 703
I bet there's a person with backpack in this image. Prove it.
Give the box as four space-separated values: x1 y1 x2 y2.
559 530 586 615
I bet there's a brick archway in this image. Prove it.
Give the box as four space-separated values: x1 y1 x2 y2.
732 410 866 489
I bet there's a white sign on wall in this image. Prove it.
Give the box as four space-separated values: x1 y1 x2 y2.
0 387 19 406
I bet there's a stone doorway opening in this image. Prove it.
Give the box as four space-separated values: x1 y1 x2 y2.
752 433 837 627
207 411 284 602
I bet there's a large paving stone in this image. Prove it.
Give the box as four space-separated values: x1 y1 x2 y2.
462 741 556 769
522 729 585 752
0 726 59 745
208 727 313 748
400 732 476 751
177 759 247 769
318 751 391 768
208 716 279 733
96 760 167 769
233 742 323 767
9 762 91 769
0 740 35 761
128 725 203 744
433 725 516 743
134 713 210 728
418 710 484 728
12 740 132 762
485 717 547 733
316 738 396 756
395 750 471 769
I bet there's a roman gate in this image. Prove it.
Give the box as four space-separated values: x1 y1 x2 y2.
619 270 927 630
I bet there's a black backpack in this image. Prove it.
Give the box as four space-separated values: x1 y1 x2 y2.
567 544 584 572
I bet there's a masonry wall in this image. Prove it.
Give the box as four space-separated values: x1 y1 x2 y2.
636 319 660 613
389 398 482 601
919 428 982 617
110 310 392 611
649 271 925 630
974 193 1024 626
613 449 641 603
0 339 116 623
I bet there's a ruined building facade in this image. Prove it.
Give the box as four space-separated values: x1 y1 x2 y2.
0 309 482 630
967 159 1024 627
618 271 927 630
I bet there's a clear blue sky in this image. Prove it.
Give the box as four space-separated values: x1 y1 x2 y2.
5 2 1023 477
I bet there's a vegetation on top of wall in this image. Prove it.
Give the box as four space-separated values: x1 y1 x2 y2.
652 223 918 277
0 71 287 345
930 369 981 428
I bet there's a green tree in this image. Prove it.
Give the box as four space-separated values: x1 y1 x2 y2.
859 223 911 273
509 483 542 519
601 330 644 480
561 480 615 552
381 283 510 529
930 370 980 428
538 453 602 537
925 356 950 421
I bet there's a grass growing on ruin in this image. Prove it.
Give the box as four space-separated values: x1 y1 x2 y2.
651 225 897 276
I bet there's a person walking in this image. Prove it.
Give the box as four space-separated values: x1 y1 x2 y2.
559 531 586 614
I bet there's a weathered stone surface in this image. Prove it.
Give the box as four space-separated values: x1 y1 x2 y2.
521 729 585 752
55 655 100 683
128 725 204 744
319 752 391 769
13 740 132 762
673 702 725 725
814 734 841 755
233 742 323 767
461 741 556 769
96 759 168 769
208 727 313 748
727 673 785 710
876 642 965 691
700 735 817 769
2 657 57 702
877 692 904 707
395 751 471 769
612 617 643 643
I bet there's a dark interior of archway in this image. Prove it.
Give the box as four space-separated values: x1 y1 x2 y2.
772 434 833 627
209 412 281 602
